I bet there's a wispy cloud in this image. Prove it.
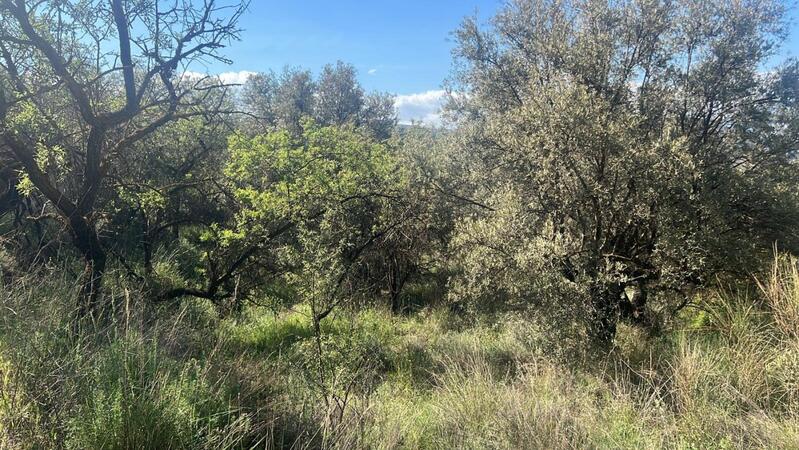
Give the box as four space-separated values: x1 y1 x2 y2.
367 68 378 75
181 70 206 81
394 90 448 126
217 71 257 85
181 70 256 85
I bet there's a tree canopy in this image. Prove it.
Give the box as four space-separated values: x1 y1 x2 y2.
445 0 799 341
0 0 796 342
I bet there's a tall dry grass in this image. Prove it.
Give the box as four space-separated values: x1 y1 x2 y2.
1 254 799 448
0 269 266 449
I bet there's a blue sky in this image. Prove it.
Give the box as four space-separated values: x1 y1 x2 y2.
208 0 500 94
201 0 500 124
204 0 799 124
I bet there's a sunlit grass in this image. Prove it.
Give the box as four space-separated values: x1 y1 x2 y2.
1 256 799 448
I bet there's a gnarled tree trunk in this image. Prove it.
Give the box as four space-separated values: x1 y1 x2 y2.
588 282 623 347
69 215 107 318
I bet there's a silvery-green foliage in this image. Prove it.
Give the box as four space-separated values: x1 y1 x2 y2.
446 0 799 339
449 184 587 312
240 63 396 140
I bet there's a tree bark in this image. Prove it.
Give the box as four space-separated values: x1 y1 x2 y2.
69 215 107 318
389 261 413 313
588 282 623 347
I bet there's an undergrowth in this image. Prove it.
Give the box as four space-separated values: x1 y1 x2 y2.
1 255 798 449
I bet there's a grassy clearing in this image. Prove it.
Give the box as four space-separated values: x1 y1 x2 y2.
1 256 799 448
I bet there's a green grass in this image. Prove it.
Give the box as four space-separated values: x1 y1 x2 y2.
1 255 799 448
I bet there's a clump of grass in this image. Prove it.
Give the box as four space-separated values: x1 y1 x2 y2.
0 270 260 449
659 254 799 448
346 355 672 449
65 335 252 450
225 307 316 355
758 253 799 340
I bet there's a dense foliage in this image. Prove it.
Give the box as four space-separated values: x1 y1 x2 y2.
0 0 797 448
446 0 799 342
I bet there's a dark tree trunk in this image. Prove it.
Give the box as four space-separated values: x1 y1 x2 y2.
70 215 107 318
143 218 153 277
143 237 153 276
77 252 107 318
389 269 411 313
588 282 623 347
387 256 415 313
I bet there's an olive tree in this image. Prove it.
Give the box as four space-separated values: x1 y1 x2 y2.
447 0 799 343
241 61 397 139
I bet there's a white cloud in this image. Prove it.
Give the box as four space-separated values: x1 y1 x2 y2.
217 70 257 85
180 70 256 85
394 90 448 126
181 70 206 81
367 68 378 75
